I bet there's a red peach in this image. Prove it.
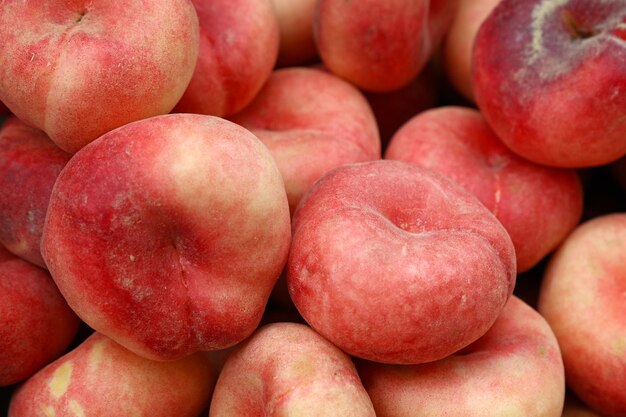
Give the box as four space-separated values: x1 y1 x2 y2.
0 0 199 153
0 116 71 267
385 106 583 272
314 0 457 92
287 160 516 364
273 0 318 67
442 0 501 100
0 255 80 386
229 67 381 214
358 296 565 416
8 333 216 417
472 0 626 167
209 322 376 416
538 213 626 417
41 114 292 361
173 0 279 117
315 0 458 92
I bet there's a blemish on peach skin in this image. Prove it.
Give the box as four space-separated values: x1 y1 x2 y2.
48 362 72 399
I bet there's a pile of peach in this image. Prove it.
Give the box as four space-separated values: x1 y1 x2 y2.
0 0 624 416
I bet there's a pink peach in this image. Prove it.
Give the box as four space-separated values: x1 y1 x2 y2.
229 67 381 213
358 296 565 416
0 0 199 153
287 160 516 364
315 0 458 92
472 0 626 167
41 114 291 361
209 322 376 416
538 213 626 417
9 333 216 417
173 0 279 117
0 254 80 386
0 116 71 267
385 106 583 272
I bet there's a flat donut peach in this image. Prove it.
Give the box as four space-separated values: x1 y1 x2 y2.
41 114 292 361
357 296 565 416
229 67 380 214
287 160 516 364
538 213 626 417
209 322 376 416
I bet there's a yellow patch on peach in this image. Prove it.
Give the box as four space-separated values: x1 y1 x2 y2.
69 400 86 417
612 336 626 356
49 362 72 399
39 404 56 417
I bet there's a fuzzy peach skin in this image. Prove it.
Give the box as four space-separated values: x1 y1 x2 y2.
315 0 459 92
472 0 626 167
0 116 71 267
442 0 500 100
287 160 516 364
230 67 381 214
0 253 80 386
209 322 376 416
8 332 216 417
40 114 292 361
273 0 318 67
385 106 583 272
357 296 565 417
538 213 626 417
0 0 199 154
173 0 279 117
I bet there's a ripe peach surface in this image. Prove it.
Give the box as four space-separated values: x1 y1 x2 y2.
315 0 458 92
41 114 292 361
229 67 381 214
173 0 279 117
473 0 626 167
287 160 516 364
0 116 70 267
8 333 216 417
386 106 583 272
358 296 565 417
0 251 80 386
209 322 376 416
538 213 626 417
0 0 199 153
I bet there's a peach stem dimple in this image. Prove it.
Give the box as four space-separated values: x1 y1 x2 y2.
561 10 596 40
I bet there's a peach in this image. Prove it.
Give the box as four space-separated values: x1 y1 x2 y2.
385 106 583 272
0 116 71 267
0 0 199 153
538 213 626 417
315 0 458 92
0 253 80 386
41 114 292 361
8 333 216 417
442 0 501 100
209 322 376 416
287 160 516 364
229 67 381 213
273 0 318 67
357 296 565 416
173 0 279 117
472 0 626 167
